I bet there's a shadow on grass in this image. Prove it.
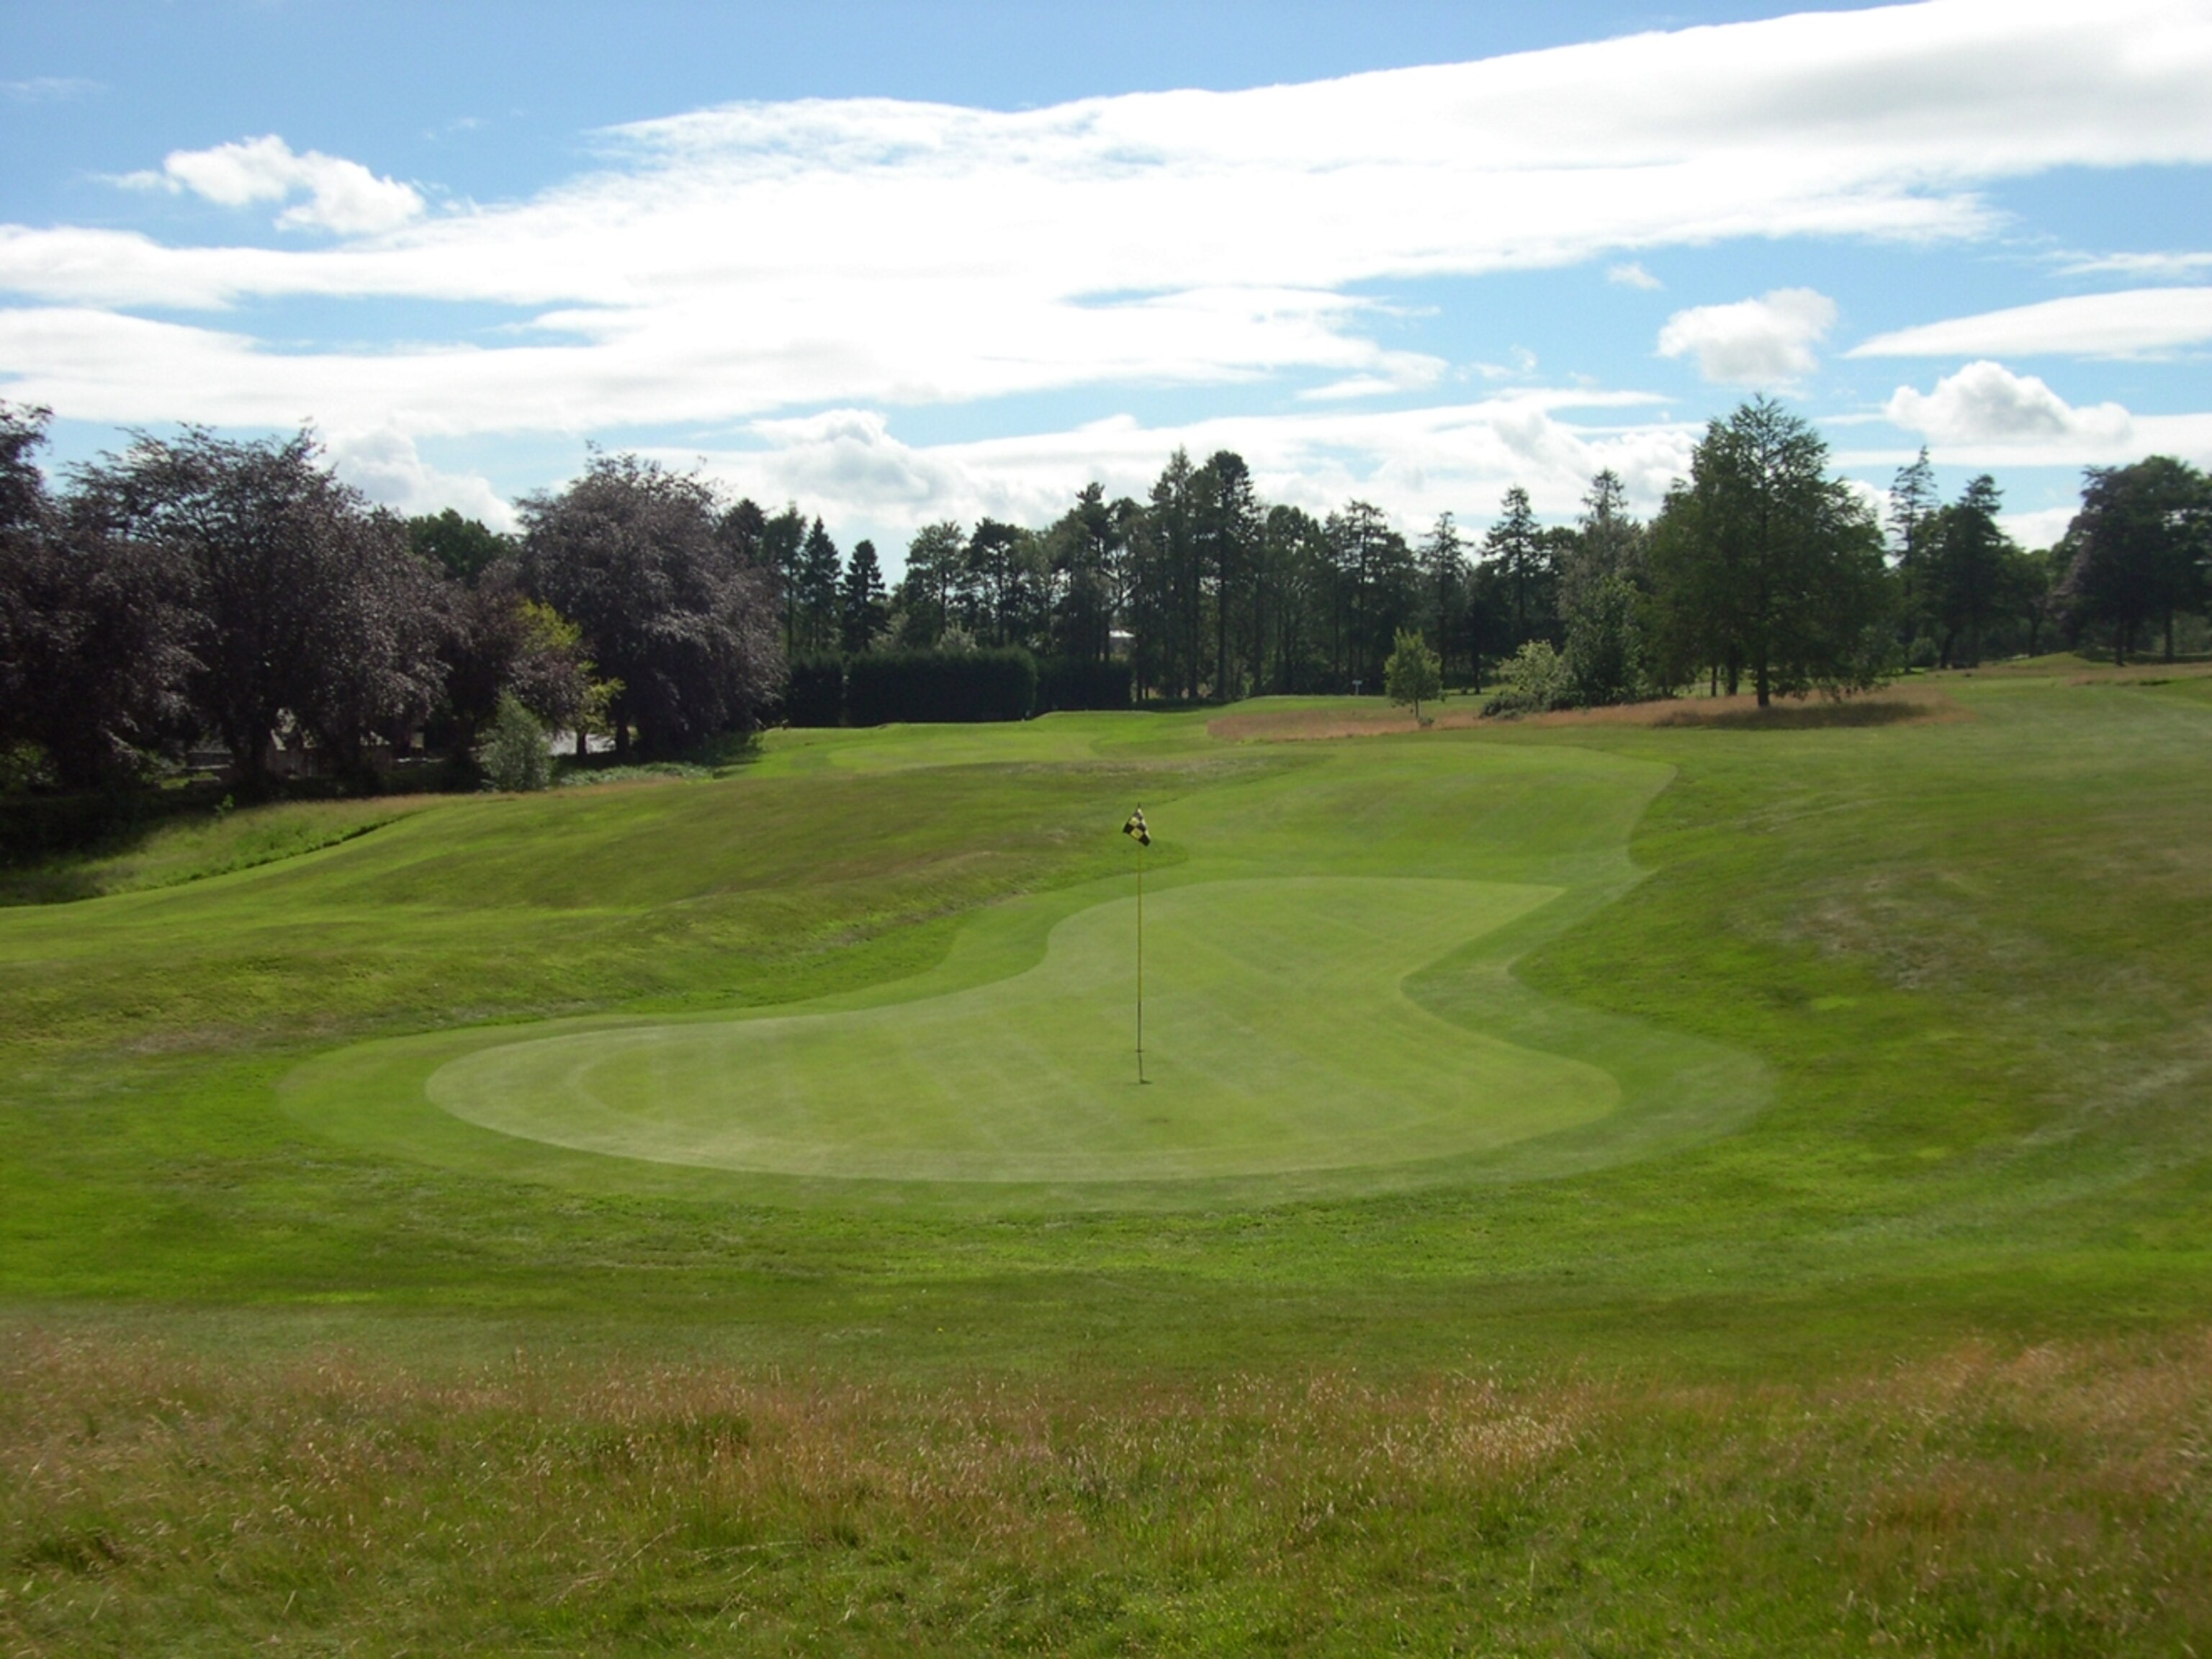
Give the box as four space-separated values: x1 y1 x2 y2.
1648 698 1942 731
552 730 769 788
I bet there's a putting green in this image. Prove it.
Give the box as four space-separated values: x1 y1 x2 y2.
422 877 1616 1183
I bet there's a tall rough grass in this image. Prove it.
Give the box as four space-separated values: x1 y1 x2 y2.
5 1323 2207 1655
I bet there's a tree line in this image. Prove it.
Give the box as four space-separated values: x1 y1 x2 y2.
860 396 2206 712
3 395 2206 795
0 412 783 791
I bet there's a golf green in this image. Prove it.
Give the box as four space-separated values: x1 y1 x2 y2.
422 876 1610 1182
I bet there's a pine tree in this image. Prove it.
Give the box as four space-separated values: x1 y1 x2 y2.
839 538 888 654
1481 486 1549 647
1417 512 1467 684
796 518 842 652
1928 475 2011 667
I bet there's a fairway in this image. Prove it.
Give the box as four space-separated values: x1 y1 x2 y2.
424 876 1611 1182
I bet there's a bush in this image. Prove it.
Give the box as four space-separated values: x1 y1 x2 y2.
845 649 1038 726
1482 641 1573 718
1563 575 1649 707
782 655 846 727
1036 657 1133 714
480 693 552 791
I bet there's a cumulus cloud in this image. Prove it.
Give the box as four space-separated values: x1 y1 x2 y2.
120 135 423 235
322 426 516 531
2001 505 2081 549
1850 287 2212 359
1884 360 2134 447
1607 262 1663 290
1657 288 1837 385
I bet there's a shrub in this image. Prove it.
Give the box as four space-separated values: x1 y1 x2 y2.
1482 641 1573 718
1563 574 1649 707
480 693 552 791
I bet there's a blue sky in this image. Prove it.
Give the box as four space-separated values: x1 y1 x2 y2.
4 1 2210 565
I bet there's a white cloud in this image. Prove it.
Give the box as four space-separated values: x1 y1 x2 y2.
0 0 2194 455
652 394 1699 568
0 1 2206 436
1607 262 1662 290
120 135 423 235
1295 351 1449 401
1835 410 2212 473
2054 251 2212 282
322 426 516 531
2001 505 2080 549
1657 287 1837 385
1850 287 2212 359
1884 360 2134 447
2 77 101 103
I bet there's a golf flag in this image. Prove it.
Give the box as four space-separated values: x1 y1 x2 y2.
1124 806 1150 1084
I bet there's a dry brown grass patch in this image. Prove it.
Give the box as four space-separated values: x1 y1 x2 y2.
1210 686 1959 742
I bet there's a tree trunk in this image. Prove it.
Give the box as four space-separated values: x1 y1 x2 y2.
2165 608 2175 663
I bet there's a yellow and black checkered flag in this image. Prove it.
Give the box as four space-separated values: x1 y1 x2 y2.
1122 806 1150 848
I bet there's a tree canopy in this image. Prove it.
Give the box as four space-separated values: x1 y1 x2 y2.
519 452 783 757
1647 397 1891 706
2059 456 2211 665
73 426 445 786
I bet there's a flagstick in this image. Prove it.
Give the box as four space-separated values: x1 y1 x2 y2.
1136 837 1147 1084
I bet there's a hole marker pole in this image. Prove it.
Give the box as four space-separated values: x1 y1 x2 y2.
1123 806 1151 1084
1136 834 1146 1085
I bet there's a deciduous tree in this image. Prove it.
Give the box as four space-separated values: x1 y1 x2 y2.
1383 626 1441 722
75 426 444 788
0 405 197 788
2059 456 2210 664
1646 397 1892 706
519 452 781 757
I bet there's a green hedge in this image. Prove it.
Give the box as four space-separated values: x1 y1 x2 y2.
844 649 1037 725
782 655 846 728
1036 656 1132 713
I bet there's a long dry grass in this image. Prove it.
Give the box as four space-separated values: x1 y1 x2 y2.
1208 686 1954 744
5 1321 2207 1655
